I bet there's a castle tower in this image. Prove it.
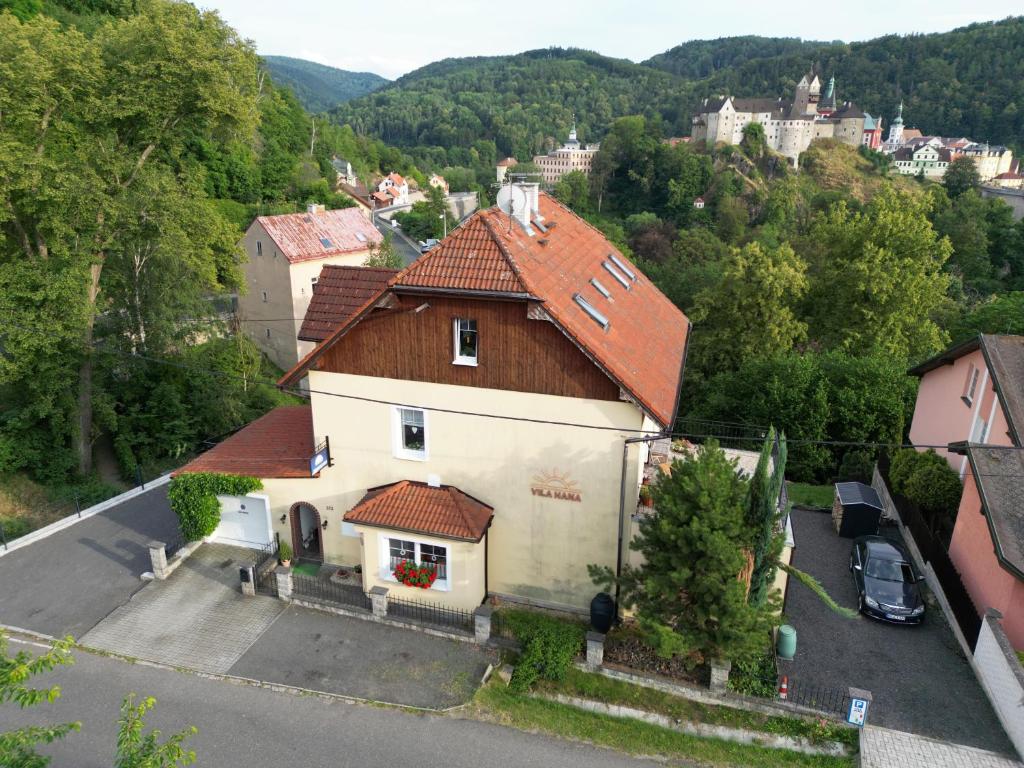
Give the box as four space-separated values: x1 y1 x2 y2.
819 75 836 115
792 71 821 117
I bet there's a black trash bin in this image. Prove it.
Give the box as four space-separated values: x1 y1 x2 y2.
590 592 615 633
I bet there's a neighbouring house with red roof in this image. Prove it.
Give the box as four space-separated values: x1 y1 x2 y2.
238 204 382 371
178 188 691 612
908 335 1024 648
375 172 409 206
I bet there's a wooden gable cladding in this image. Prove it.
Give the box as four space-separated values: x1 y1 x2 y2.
315 294 622 402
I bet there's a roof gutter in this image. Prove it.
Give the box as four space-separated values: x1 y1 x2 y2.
391 285 537 302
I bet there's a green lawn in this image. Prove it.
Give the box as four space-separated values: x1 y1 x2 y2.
474 680 856 768
787 482 834 509
538 668 857 748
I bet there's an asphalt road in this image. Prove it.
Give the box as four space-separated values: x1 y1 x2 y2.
371 216 421 266
0 637 651 768
0 484 178 638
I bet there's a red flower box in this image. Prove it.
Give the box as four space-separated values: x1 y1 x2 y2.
392 559 437 589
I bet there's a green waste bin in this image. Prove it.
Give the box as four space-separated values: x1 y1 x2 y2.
777 624 797 660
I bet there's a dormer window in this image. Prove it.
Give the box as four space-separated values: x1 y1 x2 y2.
453 318 478 366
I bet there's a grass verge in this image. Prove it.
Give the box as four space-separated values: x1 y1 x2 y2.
539 668 857 748
0 473 121 540
787 482 834 509
473 680 856 768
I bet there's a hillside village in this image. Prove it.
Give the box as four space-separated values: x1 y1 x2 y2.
2 3 1024 768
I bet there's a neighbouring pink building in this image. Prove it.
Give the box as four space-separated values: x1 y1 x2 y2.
908 335 1024 649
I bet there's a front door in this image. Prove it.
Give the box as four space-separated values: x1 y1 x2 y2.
289 502 323 561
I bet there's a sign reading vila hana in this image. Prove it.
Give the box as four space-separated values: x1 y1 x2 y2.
530 470 582 502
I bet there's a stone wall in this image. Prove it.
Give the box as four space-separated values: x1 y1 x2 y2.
974 610 1024 760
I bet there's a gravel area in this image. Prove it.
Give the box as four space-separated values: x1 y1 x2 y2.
783 507 1013 754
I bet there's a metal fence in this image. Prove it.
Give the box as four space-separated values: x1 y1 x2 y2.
387 594 474 633
291 573 372 612
780 676 852 717
251 536 280 597
877 456 982 650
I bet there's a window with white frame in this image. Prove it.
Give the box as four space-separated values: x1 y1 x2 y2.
393 407 427 460
384 536 448 587
963 364 980 405
453 318 478 365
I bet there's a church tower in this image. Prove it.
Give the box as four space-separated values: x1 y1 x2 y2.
886 101 905 146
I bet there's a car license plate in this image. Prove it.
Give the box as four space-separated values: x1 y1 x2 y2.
885 613 905 621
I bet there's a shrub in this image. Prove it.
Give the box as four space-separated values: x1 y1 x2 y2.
167 472 262 541
726 650 777 698
502 609 585 692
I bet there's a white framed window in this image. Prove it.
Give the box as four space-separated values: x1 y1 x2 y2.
963 364 980 405
393 407 427 461
453 318 478 366
382 536 449 590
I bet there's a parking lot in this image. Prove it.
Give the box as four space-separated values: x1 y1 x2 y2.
783 507 1013 754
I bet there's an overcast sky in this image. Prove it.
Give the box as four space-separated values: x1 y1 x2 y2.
199 1 1022 80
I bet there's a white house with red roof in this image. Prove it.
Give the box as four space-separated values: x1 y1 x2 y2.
375 172 409 206
238 204 382 371
182 189 690 613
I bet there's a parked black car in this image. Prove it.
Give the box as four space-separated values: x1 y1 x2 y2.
849 536 925 624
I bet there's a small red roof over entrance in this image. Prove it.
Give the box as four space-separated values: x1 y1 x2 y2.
175 406 316 479
344 481 493 542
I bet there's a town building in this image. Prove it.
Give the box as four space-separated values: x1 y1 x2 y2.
427 173 449 194
690 72 868 166
532 122 600 185
891 142 954 180
375 172 409 206
331 156 357 187
179 189 691 613
908 334 1024 649
237 205 382 372
862 113 883 150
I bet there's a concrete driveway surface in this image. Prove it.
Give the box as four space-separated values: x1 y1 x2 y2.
0 484 179 639
229 604 495 708
80 542 286 673
783 507 1013 754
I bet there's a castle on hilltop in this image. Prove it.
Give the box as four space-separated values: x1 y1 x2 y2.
690 72 872 166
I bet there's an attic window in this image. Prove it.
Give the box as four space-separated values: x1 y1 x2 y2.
573 293 609 330
590 278 611 299
320 238 333 248
603 261 631 290
608 253 636 281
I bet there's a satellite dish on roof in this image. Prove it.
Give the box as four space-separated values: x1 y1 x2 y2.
496 184 528 217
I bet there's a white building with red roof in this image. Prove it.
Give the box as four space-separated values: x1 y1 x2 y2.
182 188 690 613
238 204 382 371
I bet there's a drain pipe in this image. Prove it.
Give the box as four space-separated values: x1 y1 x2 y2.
615 431 669 609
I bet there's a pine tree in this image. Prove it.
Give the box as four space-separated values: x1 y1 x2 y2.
745 428 788 608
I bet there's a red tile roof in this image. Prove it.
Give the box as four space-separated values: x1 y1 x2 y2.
299 265 398 342
175 406 316 479
256 208 381 264
344 481 493 541
281 193 691 428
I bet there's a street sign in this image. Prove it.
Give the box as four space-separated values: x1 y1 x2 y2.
846 688 873 728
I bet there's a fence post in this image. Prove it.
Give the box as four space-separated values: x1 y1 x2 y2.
148 541 169 580
275 566 293 601
74 495 81 519
709 658 732 693
0 522 6 551
370 586 389 619
585 631 606 670
474 605 493 644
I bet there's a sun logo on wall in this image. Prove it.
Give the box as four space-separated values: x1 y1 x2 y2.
530 469 582 502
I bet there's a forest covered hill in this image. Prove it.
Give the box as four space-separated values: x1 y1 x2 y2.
262 55 387 113
330 16 1024 168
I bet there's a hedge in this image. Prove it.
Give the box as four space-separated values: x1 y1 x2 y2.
501 609 585 692
167 473 262 541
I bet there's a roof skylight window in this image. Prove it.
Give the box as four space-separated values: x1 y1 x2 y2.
603 261 631 290
320 238 333 248
573 293 609 330
608 253 636 281
590 278 611 299
356 232 367 243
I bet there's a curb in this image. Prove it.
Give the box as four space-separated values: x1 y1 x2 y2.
0 623 469 715
0 475 172 557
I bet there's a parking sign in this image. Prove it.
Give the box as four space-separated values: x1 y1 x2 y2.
847 696 869 727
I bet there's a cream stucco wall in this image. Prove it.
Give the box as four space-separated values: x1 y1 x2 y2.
356 525 487 610
301 370 651 610
238 220 371 371
261 475 362 566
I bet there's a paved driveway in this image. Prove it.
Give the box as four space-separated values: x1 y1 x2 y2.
0 484 179 638
229 604 495 708
81 543 286 673
783 508 1013 754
